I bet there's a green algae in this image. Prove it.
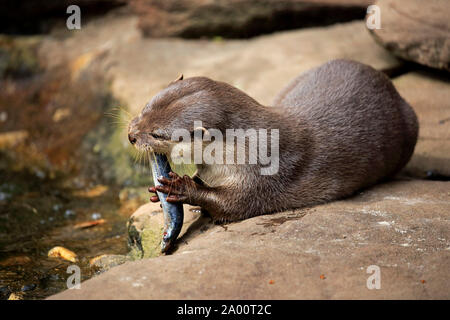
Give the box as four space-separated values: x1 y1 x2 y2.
127 217 164 260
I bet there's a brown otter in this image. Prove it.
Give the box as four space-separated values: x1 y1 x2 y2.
128 59 418 223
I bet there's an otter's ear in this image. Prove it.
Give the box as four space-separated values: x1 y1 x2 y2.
170 74 183 85
193 126 210 139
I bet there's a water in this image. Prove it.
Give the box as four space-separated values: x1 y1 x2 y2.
0 160 131 299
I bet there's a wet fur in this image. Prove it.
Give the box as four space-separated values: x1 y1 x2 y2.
129 59 418 223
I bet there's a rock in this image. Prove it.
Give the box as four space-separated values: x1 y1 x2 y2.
127 202 203 259
0 36 42 79
48 246 78 263
370 0 450 71
131 0 372 38
49 180 450 299
0 0 128 34
0 130 29 148
394 72 450 177
20 284 37 292
127 202 166 259
0 33 118 176
0 286 11 300
90 254 130 273
7 292 23 300
56 18 396 113
38 15 400 114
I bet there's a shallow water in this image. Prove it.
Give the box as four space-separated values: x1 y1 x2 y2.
0 38 195 298
0 161 132 300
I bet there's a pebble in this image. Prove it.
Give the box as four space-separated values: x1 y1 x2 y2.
34 169 46 179
48 246 78 263
64 209 76 218
0 286 10 298
0 192 11 201
91 212 102 220
0 111 7 122
21 284 37 292
8 292 22 300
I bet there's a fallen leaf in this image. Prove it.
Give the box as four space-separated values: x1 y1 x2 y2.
74 219 106 229
320 274 326 280
72 185 108 198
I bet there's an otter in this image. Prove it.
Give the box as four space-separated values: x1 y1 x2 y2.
128 59 418 223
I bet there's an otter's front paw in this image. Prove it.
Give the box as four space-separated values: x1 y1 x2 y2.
148 186 160 202
155 172 198 204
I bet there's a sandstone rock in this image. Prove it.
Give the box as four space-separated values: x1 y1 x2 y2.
127 202 203 259
90 254 130 273
0 34 116 175
49 180 450 299
50 18 396 113
0 0 128 34
38 16 400 113
127 202 166 259
131 0 372 38
370 0 450 71
0 36 41 79
394 72 450 177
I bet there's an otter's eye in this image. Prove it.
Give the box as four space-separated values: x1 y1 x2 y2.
150 132 163 139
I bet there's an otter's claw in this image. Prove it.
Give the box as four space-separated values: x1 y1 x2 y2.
155 172 196 203
148 186 160 202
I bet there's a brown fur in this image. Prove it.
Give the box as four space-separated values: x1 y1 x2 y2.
128 59 418 223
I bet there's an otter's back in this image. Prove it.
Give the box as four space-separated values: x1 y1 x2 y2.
275 59 418 200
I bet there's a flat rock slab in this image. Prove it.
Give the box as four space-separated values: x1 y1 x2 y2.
39 17 399 113
131 0 372 38
50 179 450 299
108 20 400 112
394 72 450 177
127 202 202 259
371 0 450 71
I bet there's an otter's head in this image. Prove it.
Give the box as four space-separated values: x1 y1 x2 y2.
128 75 234 155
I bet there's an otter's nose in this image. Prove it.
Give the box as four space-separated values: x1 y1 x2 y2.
128 133 137 145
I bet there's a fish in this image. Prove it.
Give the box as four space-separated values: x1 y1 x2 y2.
149 152 184 253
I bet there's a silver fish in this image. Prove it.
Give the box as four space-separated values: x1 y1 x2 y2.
149 152 184 252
